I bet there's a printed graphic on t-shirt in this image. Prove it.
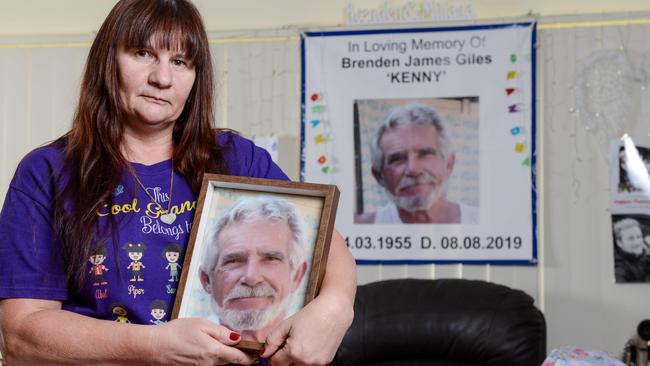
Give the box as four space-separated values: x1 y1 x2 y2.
149 299 168 325
163 243 182 282
94 178 197 320
96 195 196 241
124 242 147 282
111 303 131 323
113 184 125 197
88 245 109 287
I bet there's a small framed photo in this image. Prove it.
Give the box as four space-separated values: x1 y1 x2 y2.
171 174 340 352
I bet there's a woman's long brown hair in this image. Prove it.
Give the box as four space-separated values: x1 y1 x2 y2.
54 0 228 289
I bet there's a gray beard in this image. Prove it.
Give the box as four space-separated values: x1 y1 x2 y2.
212 284 292 331
388 176 447 213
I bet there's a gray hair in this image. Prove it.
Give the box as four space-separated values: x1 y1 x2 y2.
370 103 453 173
201 196 307 276
613 218 641 242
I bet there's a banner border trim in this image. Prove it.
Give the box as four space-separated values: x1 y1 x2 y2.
302 22 535 38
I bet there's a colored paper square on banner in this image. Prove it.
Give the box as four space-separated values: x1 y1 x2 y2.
311 105 326 114
515 143 525 152
313 134 327 144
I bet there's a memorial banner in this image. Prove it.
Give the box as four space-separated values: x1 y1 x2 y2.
301 23 537 264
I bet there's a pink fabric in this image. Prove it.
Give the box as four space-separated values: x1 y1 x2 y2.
542 346 626 366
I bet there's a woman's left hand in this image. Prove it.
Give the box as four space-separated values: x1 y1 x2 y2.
260 293 354 366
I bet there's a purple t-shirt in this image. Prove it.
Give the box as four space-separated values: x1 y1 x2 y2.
0 132 288 325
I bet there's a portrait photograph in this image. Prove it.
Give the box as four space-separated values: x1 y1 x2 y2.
353 97 480 225
172 174 339 349
617 144 650 194
612 213 650 283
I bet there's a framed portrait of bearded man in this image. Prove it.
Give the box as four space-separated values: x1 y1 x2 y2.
172 174 339 353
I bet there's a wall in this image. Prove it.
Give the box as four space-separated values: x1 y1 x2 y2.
1 0 650 35
2 0 650 359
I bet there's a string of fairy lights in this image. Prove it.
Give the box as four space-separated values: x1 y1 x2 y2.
539 18 650 208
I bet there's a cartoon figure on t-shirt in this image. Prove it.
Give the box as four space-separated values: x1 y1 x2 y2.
111 303 130 323
113 184 125 197
88 245 109 286
163 243 182 282
149 299 168 325
123 242 147 282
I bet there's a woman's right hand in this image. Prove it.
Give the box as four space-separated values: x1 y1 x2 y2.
147 318 256 365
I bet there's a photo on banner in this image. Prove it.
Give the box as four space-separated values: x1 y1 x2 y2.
301 23 537 264
352 97 479 225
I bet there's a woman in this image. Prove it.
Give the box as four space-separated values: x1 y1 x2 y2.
0 1 355 365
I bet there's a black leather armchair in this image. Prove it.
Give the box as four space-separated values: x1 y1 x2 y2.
331 278 546 366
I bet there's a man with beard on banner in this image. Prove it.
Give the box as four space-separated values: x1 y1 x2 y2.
356 103 479 224
200 196 308 343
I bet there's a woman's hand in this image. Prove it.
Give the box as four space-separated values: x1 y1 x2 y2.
0 298 257 365
260 230 356 366
147 318 256 365
261 293 354 366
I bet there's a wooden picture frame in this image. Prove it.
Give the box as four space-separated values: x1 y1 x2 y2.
171 174 340 352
